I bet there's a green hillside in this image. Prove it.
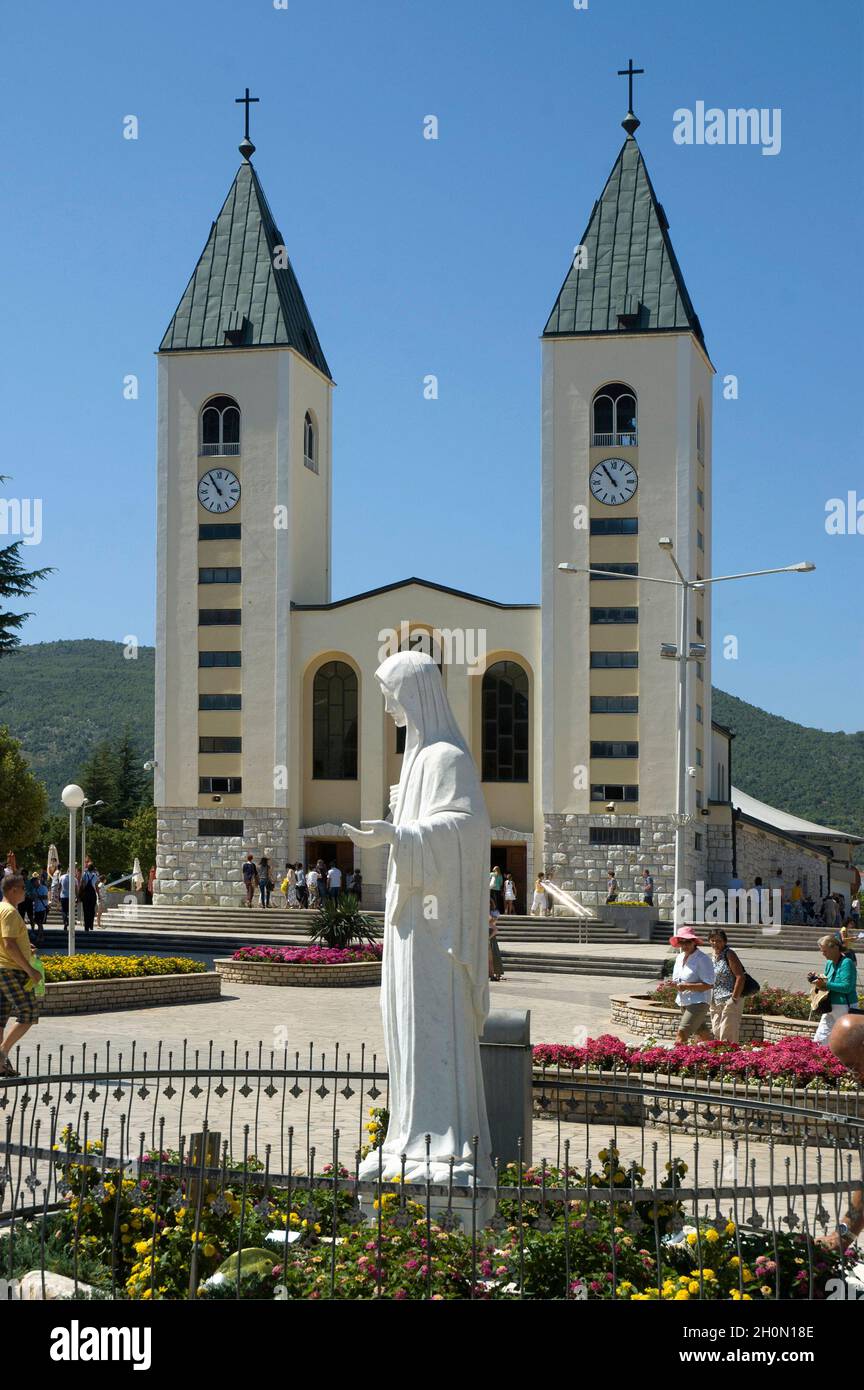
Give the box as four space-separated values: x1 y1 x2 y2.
1 640 155 802
711 689 864 844
1 642 861 848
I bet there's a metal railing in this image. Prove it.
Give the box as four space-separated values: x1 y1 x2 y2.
199 443 240 457
1 1047 861 1300
592 432 638 448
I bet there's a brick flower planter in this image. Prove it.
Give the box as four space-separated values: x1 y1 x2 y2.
532 1068 862 1145
610 994 817 1043
38 972 221 1016
215 958 381 988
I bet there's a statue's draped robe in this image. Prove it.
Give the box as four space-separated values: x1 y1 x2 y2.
358 653 492 1184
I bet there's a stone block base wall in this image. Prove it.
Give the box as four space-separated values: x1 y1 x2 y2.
734 823 830 905
609 994 818 1042
542 813 707 914
40 972 221 1015
155 807 288 906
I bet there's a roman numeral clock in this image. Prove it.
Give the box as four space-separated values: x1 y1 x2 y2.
197 468 241 513
589 458 638 505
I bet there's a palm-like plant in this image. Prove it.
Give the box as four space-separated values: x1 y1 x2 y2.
306 893 380 950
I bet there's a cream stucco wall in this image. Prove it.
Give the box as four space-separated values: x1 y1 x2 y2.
541 331 714 820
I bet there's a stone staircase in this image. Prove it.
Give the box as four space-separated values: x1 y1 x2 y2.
649 921 831 952
499 950 662 979
93 904 658 978
104 904 636 945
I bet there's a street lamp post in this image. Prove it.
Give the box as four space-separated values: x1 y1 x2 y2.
60 784 86 956
559 548 815 925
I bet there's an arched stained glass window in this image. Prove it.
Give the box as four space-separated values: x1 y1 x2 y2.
313 661 358 779
482 661 529 782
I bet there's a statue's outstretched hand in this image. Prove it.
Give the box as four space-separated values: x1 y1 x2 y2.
342 820 397 849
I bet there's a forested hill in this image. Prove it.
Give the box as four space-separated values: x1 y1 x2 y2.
0 640 154 802
1 641 861 845
711 690 864 843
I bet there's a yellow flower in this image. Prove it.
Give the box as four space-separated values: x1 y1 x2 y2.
686 1232 698 1246
704 1228 719 1244
725 1222 735 1235
728 1255 740 1267
203 1242 217 1257
675 1290 691 1300
688 1281 700 1294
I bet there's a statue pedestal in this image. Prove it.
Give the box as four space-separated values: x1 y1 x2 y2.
359 1187 496 1231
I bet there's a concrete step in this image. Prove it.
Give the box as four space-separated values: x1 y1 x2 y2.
649 923 831 952
499 951 661 979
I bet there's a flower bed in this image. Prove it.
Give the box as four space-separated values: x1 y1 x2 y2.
648 980 831 1019
11 1134 852 1300
533 1034 851 1087
40 953 206 981
216 942 382 988
531 1036 863 1143
231 944 382 965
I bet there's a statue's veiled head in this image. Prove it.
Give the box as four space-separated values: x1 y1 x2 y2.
375 650 464 750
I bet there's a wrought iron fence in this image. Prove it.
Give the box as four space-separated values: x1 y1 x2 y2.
1 1046 862 1301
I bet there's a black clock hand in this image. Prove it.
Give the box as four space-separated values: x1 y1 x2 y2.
207 473 224 496
602 464 617 487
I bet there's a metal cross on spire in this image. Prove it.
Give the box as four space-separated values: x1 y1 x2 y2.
617 59 644 136
235 87 260 160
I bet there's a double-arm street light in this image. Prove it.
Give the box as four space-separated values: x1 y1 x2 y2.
559 541 815 924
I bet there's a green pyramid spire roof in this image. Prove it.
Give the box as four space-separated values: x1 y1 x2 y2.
543 135 705 349
159 160 331 377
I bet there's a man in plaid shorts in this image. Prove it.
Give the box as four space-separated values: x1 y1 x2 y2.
0 874 41 1077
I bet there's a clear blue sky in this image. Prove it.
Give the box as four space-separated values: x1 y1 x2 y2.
3 0 862 731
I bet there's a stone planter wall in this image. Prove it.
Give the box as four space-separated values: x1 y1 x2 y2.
610 994 817 1042
216 958 381 988
39 972 221 1016
532 1068 862 1145
595 905 659 940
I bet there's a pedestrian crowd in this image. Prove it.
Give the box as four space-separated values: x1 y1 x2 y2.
241 854 363 909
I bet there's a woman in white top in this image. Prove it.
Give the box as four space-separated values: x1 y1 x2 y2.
50 868 62 908
283 865 298 907
306 867 320 908
503 873 517 914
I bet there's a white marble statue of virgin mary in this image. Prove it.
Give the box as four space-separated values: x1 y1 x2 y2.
343 650 493 1185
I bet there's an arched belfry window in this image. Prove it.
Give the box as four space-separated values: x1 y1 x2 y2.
200 396 240 456
482 661 529 782
592 383 637 447
696 400 705 463
304 411 318 473
313 661 358 779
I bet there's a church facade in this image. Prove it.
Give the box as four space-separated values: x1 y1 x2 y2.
152 110 861 914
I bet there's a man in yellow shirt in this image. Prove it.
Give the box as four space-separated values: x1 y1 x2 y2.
0 874 41 1076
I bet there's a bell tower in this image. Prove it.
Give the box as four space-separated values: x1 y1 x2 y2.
154 98 334 903
540 76 714 912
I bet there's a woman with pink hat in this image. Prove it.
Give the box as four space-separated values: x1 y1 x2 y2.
669 925 715 1043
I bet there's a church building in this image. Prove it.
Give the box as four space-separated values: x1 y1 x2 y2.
153 93 861 914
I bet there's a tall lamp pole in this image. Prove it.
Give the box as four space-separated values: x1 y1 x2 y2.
60 784 86 956
559 546 815 925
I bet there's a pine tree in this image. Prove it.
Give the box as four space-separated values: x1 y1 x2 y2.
0 477 52 655
115 729 147 823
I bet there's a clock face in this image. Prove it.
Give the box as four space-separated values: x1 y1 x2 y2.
197 468 241 513
589 457 638 506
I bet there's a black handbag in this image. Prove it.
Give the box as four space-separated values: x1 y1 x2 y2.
741 972 760 997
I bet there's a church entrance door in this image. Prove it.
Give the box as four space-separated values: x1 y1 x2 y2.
491 843 527 914
305 839 354 881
